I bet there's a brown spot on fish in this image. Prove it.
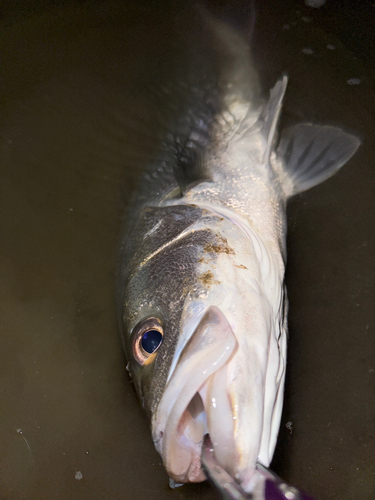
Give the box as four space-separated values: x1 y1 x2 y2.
199 270 220 287
204 236 234 255
235 264 248 270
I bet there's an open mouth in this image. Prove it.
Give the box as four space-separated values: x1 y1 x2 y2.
152 305 240 484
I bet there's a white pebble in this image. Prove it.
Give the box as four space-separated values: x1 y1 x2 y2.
75 471 83 480
302 47 314 55
326 44 336 50
347 78 361 85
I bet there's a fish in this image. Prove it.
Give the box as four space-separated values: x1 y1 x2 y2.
116 10 360 495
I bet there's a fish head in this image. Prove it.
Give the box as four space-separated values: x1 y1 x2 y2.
118 203 207 418
118 202 287 492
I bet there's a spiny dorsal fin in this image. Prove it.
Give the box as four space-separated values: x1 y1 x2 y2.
173 143 212 195
261 75 288 165
277 123 361 197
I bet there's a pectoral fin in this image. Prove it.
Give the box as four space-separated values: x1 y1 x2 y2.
277 123 360 197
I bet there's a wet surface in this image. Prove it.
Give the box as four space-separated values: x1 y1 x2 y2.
0 1 374 499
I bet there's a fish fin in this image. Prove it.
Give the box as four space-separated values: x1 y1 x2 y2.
277 123 361 197
196 4 261 109
261 75 288 164
173 142 212 195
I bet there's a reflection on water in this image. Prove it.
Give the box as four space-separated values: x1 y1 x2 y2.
1 1 374 499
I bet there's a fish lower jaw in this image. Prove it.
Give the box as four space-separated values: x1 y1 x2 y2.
154 383 255 487
155 398 258 491
154 366 240 484
153 391 208 483
163 433 206 483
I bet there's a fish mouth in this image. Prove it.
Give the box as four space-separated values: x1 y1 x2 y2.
152 305 256 487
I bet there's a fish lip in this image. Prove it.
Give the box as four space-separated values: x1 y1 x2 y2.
151 305 238 483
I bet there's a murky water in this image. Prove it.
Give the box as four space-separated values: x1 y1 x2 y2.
1 1 374 499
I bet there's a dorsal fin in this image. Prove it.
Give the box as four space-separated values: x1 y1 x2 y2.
277 123 361 197
173 140 212 195
260 75 288 165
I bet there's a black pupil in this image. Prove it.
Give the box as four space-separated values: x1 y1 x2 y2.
141 330 162 354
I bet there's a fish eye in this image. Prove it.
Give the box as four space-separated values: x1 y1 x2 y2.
132 318 163 365
141 329 163 354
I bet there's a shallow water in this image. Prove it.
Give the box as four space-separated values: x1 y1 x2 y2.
1 1 374 499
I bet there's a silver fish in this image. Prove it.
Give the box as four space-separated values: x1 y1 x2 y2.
117 13 359 494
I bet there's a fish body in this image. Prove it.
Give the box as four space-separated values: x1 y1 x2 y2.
117 13 359 494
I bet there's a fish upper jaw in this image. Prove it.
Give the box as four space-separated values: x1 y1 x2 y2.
151 300 285 491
